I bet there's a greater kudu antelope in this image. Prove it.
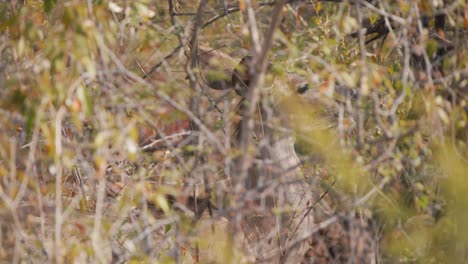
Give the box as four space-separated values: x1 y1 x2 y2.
200 49 314 263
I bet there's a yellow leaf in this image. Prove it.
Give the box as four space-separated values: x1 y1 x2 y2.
18 37 25 57
155 194 170 213
239 0 246 11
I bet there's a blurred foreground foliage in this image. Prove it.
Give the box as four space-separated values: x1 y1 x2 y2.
0 0 466 263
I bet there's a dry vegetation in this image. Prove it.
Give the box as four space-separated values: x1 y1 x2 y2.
0 0 467 263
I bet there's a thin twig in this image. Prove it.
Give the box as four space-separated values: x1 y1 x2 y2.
142 43 183 79
235 0 288 190
202 1 277 29
140 130 192 150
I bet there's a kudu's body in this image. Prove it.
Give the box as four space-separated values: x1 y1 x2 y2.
201 50 313 263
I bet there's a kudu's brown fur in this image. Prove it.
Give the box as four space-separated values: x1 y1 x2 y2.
199 48 314 263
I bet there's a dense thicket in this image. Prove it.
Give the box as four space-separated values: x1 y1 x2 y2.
0 0 466 263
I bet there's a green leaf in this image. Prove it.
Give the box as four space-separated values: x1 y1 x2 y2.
43 0 56 13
